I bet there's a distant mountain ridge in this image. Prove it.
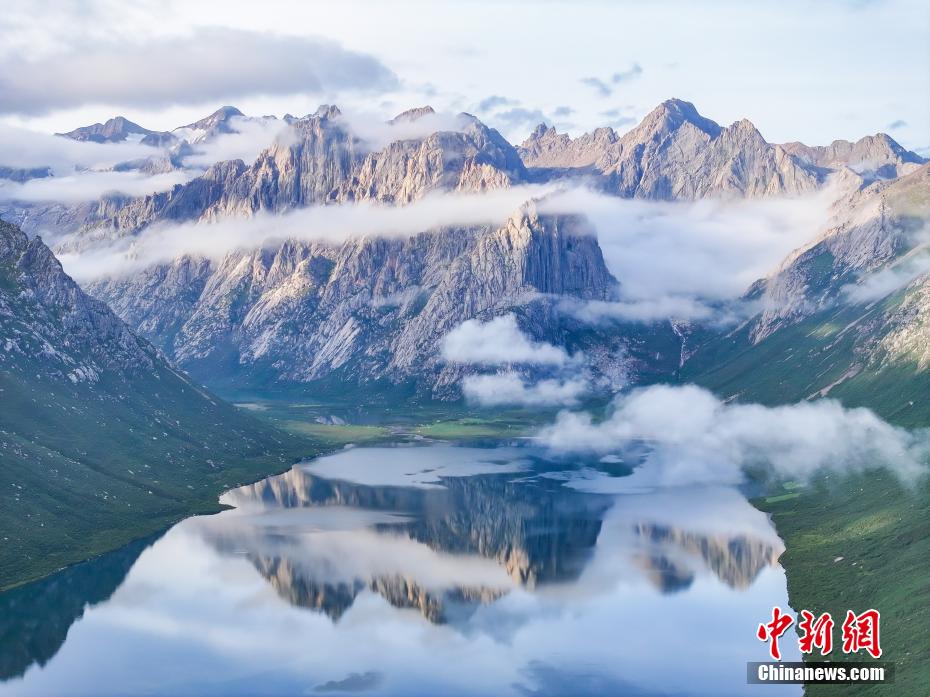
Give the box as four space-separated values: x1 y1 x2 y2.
519 99 925 198
51 99 923 398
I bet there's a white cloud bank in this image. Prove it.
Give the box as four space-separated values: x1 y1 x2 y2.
441 314 570 367
0 124 161 172
0 169 193 203
539 186 836 322
538 384 928 484
462 373 588 407
181 116 292 168
56 186 554 281
0 28 398 115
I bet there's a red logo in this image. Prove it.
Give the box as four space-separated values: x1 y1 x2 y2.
798 610 834 655
842 609 882 659
757 607 794 660
757 607 882 660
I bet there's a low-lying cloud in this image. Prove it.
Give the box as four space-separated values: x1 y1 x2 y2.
538 384 928 484
0 169 193 203
441 314 570 366
842 230 930 304
462 373 588 407
539 186 835 322
0 124 160 172
181 116 292 168
337 110 472 150
0 28 398 115
56 185 554 281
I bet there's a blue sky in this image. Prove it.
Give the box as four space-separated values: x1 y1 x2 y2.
2 0 928 151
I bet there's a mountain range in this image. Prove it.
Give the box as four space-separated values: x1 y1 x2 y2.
41 98 922 403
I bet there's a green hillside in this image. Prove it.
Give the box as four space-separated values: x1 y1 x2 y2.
0 220 312 591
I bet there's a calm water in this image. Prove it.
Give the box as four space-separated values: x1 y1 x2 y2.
0 442 800 696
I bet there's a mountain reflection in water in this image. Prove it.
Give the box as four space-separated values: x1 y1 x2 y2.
0 442 800 697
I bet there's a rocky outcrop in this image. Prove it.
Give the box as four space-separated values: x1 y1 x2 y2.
87 203 626 395
781 133 925 181
66 107 526 245
749 163 930 342
0 220 157 381
58 116 170 145
519 99 822 199
682 164 930 417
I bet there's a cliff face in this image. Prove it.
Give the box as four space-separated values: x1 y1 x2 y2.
0 220 157 382
749 163 930 343
88 205 627 395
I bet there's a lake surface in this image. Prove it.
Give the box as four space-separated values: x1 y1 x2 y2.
0 441 800 696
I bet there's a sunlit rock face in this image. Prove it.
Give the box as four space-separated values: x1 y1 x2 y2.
519 99 822 199
0 219 157 381
87 204 634 397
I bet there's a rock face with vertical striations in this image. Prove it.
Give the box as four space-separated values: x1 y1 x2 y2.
68 106 527 245
40 100 928 400
87 202 636 396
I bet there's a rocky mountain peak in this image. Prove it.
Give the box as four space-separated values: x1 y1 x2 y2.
58 116 157 143
527 123 556 141
172 106 247 143
187 105 243 128
780 133 926 180
311 104 342 120
638 98 722 139
390 106 436 123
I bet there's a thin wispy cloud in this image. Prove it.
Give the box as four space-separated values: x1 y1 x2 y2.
336 109 471 150
611 63 643 84
488 107 550 133
476 95 517 112
181 116 292 168
0 124 160 172
580 77 613 98
580 63 644 97
0 169 193 203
